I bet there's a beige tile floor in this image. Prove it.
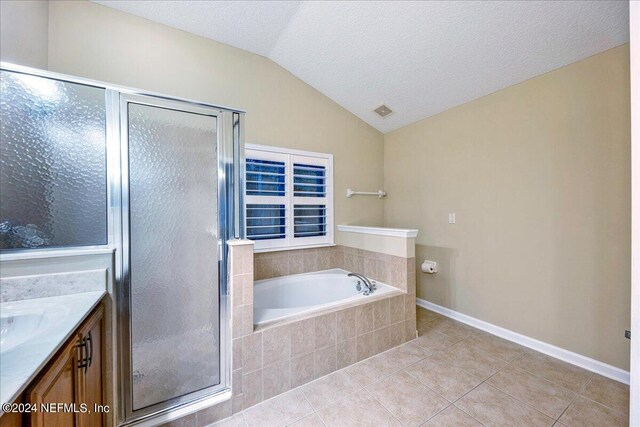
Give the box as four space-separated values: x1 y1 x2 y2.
209 307 630 427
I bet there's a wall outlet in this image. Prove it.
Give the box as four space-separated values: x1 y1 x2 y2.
448 213 456 224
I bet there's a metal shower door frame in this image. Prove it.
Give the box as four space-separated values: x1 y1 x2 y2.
116 93 235 424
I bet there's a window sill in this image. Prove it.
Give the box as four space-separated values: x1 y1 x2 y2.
252 243 336 254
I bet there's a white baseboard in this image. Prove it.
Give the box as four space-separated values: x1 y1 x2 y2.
416 298 630 385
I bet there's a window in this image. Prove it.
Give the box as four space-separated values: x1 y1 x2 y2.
245 144 333 251
0 71 108 250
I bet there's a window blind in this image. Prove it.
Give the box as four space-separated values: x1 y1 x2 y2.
293 205 327 237
246 204 286 240
246 159 285 196
245 146 333 250
293 163 326 197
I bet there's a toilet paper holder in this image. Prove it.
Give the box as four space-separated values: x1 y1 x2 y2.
422 260 438 274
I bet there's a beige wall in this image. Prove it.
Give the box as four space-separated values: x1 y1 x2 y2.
44 0 384 235
0 0 48 69
384 45 631 370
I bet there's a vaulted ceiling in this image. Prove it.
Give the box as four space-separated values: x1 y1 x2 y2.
94 1 629 133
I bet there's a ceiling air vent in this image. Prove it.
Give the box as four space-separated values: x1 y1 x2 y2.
374 104 393 118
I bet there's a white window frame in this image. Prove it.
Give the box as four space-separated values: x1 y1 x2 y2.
245 144 334 252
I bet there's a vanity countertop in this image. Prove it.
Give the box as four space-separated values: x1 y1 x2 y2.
0 290 106 410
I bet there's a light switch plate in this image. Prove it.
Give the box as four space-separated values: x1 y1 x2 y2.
448 213 456 224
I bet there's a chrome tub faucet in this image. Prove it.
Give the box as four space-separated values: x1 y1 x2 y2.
348 272 376 295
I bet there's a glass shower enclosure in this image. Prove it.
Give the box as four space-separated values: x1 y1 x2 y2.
0 63 245 424
119 94 241 421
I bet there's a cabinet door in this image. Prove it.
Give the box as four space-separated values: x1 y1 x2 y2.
0 402 23 427
77 307 104 427
26 334 82 427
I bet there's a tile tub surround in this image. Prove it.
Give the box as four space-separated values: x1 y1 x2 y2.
202 306 630 427
0 269 107 302
254 246 416 293
229 241 418 412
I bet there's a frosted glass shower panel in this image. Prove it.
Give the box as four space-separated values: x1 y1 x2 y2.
127 103 220 410
0 71 107 249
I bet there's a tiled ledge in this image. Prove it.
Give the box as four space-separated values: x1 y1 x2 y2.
336 225 418 258
336 225 418 238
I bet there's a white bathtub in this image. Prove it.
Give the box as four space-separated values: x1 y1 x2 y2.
253 268 397 325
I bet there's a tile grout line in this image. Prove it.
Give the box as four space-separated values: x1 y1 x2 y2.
397 353 467 426
446 365 502 427
435 343 536 427
554 373 594 423
575 373 630 413
420 310 590 388
405 327 500 427
505 352 595 395
312 388 370 425
488 360 582 421
361 387 405 426
281 391 318 427
421 312 567 422
431 342 514 379
575 393 629 416
231 308 624 426
311 409 327 427
335 346 437 423
482 379 562 423
310 387 363 415
361 346 472 426
418 301 629 385
416 405 452 426
417 307 613 425
240 342 421 426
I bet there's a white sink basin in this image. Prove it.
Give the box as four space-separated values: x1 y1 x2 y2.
0 299 69 355
1 314 50 352
0 291 105 410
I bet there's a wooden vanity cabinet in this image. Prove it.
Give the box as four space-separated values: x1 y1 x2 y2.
75 308 104 427
13 304 105 427
0 408 23 427
26 332 83 427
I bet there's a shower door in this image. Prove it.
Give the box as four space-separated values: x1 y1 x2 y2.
120 94 230 421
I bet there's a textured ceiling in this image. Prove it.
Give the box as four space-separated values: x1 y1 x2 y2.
94 1 629 133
